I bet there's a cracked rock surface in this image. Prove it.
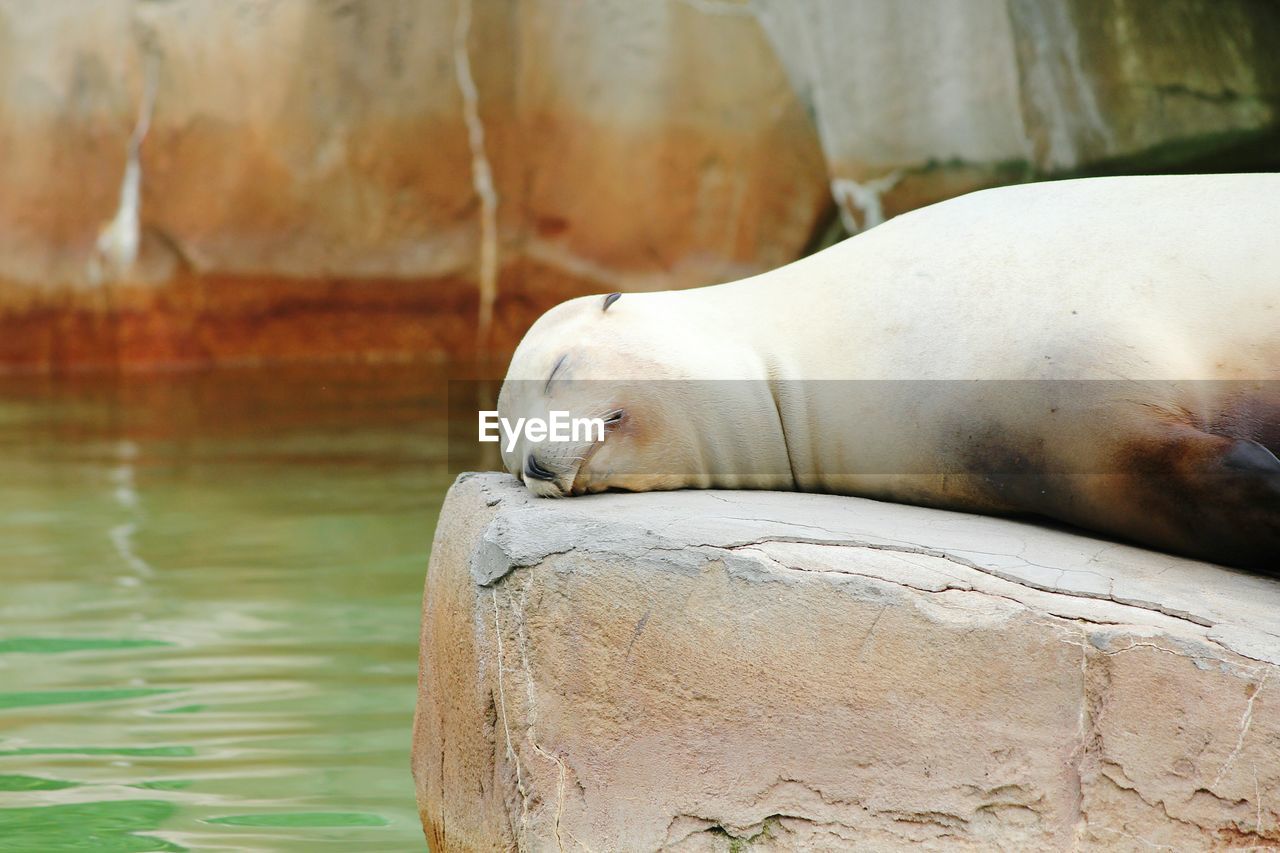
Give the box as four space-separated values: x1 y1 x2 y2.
413 473 1280 851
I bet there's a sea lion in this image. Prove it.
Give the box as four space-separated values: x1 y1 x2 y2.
497 174 1279 570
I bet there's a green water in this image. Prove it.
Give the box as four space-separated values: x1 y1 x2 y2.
0 365 469 852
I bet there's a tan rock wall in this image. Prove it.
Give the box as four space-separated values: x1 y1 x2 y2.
1 0 1276 370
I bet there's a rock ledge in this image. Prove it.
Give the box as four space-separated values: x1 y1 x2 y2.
413 472 1280 851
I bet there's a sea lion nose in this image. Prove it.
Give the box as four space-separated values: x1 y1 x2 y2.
524 454 557 481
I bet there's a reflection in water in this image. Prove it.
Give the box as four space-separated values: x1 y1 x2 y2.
0 364 480 851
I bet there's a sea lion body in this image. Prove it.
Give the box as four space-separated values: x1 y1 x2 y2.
498 174 1280 568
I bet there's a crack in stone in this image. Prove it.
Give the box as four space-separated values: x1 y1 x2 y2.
856 606 887 660
488 587 531 846
1100 641 1186 659
89 42 160 285
831 171 903 233
500 574 571 852
1211 670 1270 790
480 478 1280 669
1061 624 1091 848
709 533 1215 629
486 494 1280 670
453 0 499 350
743 543 1269 673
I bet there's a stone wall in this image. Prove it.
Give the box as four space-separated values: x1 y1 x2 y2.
2 0 1277 370
414 473 1280 850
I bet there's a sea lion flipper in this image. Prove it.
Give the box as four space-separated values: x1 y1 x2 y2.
1222 438 1280 476
1121 429 1280 571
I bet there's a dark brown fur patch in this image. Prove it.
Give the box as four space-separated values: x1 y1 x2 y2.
1114 425 1280 571
960 428 1054 517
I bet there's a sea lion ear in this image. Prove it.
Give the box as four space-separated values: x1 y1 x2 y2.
602 292 622 312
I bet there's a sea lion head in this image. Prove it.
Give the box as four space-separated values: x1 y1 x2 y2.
496 291 787 496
